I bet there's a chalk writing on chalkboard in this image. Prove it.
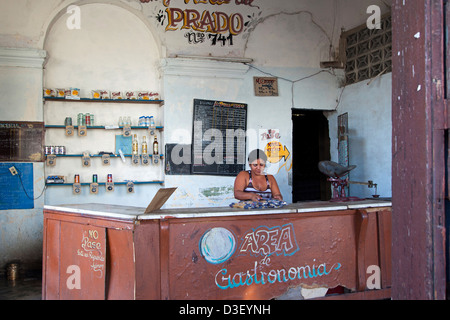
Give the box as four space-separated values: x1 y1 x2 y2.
0 121 44 162
192 99 247 176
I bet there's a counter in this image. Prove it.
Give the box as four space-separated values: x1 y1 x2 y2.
42 200 392 300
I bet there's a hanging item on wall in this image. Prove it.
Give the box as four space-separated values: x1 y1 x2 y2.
253 77 279 96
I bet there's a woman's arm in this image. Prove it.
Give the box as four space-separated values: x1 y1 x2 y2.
234 171 261 201
268 175 283 200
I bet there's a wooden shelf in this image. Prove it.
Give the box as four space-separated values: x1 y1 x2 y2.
46 154 164 158
46 180 164 186
44 97 164 105
45 125 164 130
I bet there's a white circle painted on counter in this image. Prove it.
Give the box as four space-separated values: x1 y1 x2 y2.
199 227 236 264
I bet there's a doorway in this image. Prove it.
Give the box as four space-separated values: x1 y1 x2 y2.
292 109 331 202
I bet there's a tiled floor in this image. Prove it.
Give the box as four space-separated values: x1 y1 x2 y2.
0 276 42 300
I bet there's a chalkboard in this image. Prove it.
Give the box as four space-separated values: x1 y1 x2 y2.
165 143 192 175
0 121 44 162
191 99 247 176
0 163 34 210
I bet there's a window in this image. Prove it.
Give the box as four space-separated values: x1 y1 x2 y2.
341 15 392 85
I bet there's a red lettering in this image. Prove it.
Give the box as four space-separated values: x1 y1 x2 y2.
198 10 215 33
229 13 243 35
182 9 201 30
165 8 184 31
213 11 228 33
165 8 244 36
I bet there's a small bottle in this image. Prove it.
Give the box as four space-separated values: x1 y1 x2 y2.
132 134 139 155
74 174 80 184
142 136 148 154
153 136 159 155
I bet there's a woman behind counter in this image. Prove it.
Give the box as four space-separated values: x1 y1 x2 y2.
234 149 283 201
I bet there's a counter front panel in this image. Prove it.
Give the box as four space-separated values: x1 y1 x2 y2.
42 201 391 300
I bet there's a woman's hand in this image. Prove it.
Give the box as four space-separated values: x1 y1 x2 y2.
249 193 262 202
272 194 283 200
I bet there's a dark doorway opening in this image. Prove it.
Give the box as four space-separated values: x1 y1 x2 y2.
292 109 331 202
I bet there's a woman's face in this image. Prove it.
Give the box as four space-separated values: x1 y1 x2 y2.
250 159 266 175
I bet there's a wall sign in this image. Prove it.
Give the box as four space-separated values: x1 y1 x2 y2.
254 77 279 96
140 0 262 47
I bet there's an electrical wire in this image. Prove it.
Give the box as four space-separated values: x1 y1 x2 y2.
15 168 47 201
245 63 345 110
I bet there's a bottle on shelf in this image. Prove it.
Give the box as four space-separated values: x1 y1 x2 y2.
153 136 159 155
150 116 155 128
142 136 148 154
132 134 139 155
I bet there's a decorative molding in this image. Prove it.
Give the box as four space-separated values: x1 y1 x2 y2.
160 57 250 79
0 47 47 68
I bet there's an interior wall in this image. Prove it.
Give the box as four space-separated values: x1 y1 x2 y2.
327 73 392 199
0 48 46 273
43 3 163 207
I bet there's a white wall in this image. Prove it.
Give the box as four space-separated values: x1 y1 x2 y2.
0 48 46 271
327 73 392 198
43 3 164 207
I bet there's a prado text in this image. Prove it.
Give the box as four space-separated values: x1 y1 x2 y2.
179 304 270 317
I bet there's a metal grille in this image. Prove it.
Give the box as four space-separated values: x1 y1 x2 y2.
343 15 392 85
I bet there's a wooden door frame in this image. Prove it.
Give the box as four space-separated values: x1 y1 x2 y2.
392 0 447 299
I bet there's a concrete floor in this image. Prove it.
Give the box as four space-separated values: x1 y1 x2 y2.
0 275 42 300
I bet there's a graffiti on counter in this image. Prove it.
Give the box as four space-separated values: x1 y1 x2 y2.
214 259 342 290
238 223 299 258
198 225 342 291
200 227 237 264
77 229 105 278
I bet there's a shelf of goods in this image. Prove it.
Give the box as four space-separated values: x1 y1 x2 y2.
44 97 164 105
44 95 165 188
46 181 163 187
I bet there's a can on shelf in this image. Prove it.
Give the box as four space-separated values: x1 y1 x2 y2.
64 117 73 126
74 174 80 184
107 174 113 183
93 174 98 183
